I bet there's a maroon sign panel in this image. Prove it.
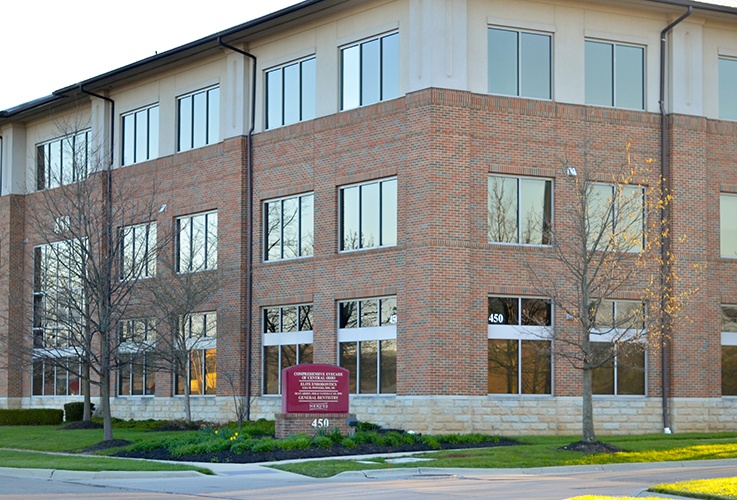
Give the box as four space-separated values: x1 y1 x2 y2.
281 364 350 414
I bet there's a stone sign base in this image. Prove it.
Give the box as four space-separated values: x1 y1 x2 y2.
275 412 356 439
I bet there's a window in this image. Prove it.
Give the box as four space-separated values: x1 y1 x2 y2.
488 27 551 99
341 32 399 111
591 300 646 395
487 297 552 394
338 297 397 394
33 241 85 350
178 86 220 151
719 57 737 120
122 105 159 165
264 193 314 261
340 178 397 251
585 40 644 110
488 175 552 245
266 57 316 129
588 184 645 252
118 319 156 396
721 306 737 396
175 312 217 396
32 357 82 396
36 130 90 190
176 211 217 272
119 223 156 279
721 194 737 257
262 304 314 394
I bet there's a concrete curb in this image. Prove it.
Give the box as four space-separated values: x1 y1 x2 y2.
0 467 203 480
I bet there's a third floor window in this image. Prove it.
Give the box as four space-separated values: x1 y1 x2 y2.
178 86 220 151
488 27 551 100
36 130 90 190
266 57 316 129
585 40 644 110
719 57 737 121
341 32 399 111
122 105 159 166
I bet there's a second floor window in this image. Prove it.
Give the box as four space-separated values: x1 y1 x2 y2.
36 130 90 190
266 57 316 129
488 175 552 245
264 193 314 261
341 32 399 111
340 177 397 251
176 211 217 272
488 27 551 99
178 86 220 151
585 40 644 110
122 105 159 165
119 223 156 280
587 184 645 252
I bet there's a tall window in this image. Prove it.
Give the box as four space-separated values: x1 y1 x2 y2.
341 32 399 111
338 296 397 394
488 175 552 245
175 312 217 396
36 130 90 190
588 184 645 252
340 178 397 251
721 194 737 257
488 297 552 395
488 27 551 99
262 304 314 394
585 40 644 110
118 319 156 396
119 223 156 280
32 357 82 396
122 104 159 165
264 193 314 261
176 211 217 272
178 86 219 151
719 57 737 120
591 300 646 395
266 57 316 129
721 305 737 396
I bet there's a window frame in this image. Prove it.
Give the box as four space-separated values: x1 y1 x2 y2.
487 174 553 246
584 39 645 110
340 31 400 111
117 318 156 397
720 193 737 258
265 56 316 130
175 311 217 396
587 183 646 253
36 130 91 191
339 177 397 252
176 211 218 273
262 304 314 395
121 104 159 166
721 305 737 396
119 222 157 280
263 192 314 262
177 86 220 152
719 56 737 121
487 26 552 100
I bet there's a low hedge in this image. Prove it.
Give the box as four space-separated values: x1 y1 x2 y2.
0 409 64 426
64 402 94 422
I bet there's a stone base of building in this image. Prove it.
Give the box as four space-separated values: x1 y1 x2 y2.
6 395 737 435
275 412 356 438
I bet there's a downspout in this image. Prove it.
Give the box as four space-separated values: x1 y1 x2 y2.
659 6 691 434
78 87 115 168
217 37 257 421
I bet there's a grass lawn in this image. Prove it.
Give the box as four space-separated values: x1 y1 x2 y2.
650 476 737 499
270 433 737 478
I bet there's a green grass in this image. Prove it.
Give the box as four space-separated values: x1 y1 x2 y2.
650 477 737 499
0 449 212 474
271 433 737 478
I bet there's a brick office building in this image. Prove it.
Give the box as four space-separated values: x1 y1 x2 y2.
2 0 737 434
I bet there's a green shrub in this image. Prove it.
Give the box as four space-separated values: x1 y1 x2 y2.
421 435 441 449
251 437 277 453
278 434 312 451
0 409 63 426
352 431 381 445
340 437 357 449
312 435 333 449
230 438 256 453
63 402 95 422
357 421 381 432
438 433 462 445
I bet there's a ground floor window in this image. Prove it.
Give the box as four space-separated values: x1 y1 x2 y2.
591 342 645 395
721 305 737 396
118 353 155 396
32 357 82 396
487 296 552 394
262 304 313 394
175 312 217 395
338 296 397 394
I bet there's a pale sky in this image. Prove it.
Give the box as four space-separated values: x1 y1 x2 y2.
0 0 302 111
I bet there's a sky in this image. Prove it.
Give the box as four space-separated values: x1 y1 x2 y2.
0 0 302 111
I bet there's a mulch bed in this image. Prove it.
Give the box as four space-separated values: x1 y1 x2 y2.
559 440 623 453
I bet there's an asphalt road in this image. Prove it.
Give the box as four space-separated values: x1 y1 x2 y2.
2 459 737 499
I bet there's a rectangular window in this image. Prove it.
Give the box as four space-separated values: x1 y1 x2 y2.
487 296 552 394
119 223 156 279
585 40 644 110
721 305 737 396
122 104 159 165
721 194 737 257
262 304 314 394
488 27 551 99
338 297 397 394
175 312 217 396
32 357 82 396
36 130 91 190
340 177 397 251
176 211 217 272
178 86 220 151
588 184 645 252
118 319 156 396
341 32 399 111
266 57 316 129
264 193 314 261
719 57 737 120
488 175 552 245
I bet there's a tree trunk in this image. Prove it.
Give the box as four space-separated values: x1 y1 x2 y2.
581 366 597 443
100 369 113 441
82 361 92 421
184 376 192 424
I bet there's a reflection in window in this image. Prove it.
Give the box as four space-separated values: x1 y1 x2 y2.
36 130 91 190
340 178 397 251
721 194 737 257
488 28 551 99
341 32 399 111
178 87 219 152
721 305 737 396
119 223 156 279
265 193 313 261
262 304 313 394
176 312 216 396
122 105 159 165
32 357 83 396
488 175 552 245
587 184 645 252
266 57 316 129
719 57 737 120
591 342 645 395
585 40 644 110
176 211 217 272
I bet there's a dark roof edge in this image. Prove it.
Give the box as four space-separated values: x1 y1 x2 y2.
646 0 737 14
